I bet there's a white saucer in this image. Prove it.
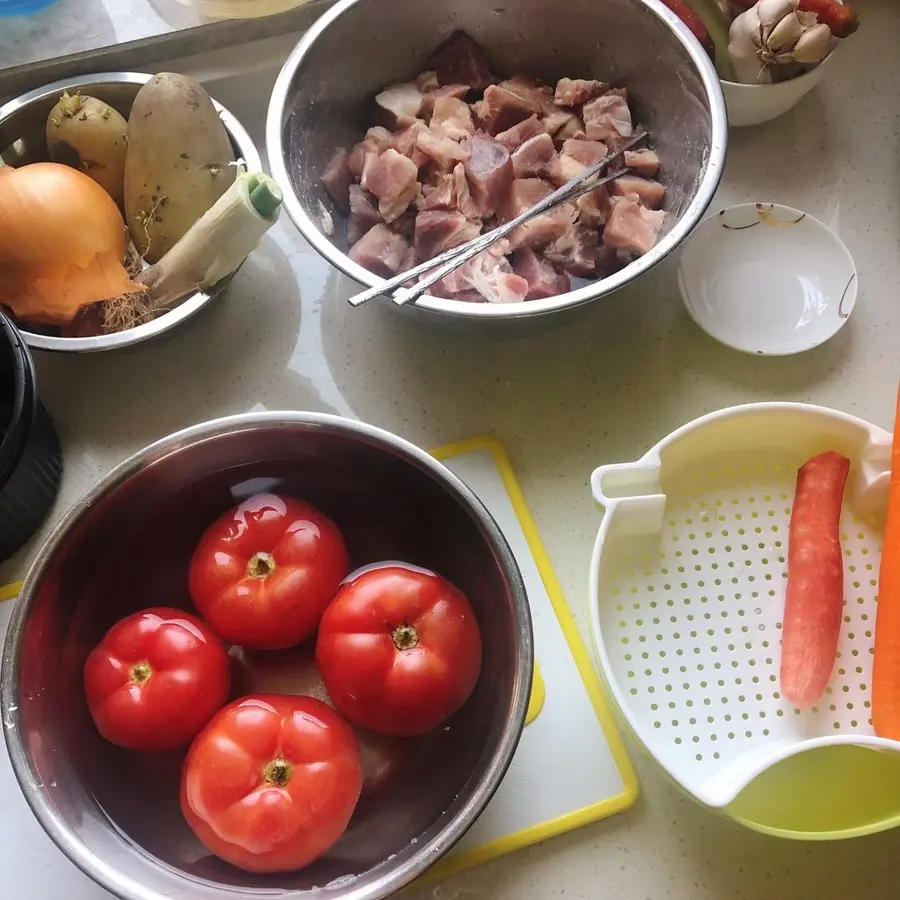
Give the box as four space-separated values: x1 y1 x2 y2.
677 203 857 356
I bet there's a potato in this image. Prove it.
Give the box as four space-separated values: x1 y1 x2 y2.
46 92 128 208
124 73 236 264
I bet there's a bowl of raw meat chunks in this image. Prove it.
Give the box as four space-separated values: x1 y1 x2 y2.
267 0 727 321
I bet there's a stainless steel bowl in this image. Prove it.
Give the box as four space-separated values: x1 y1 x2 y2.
1 412 533 900
267 0 728 322
0 73 261 353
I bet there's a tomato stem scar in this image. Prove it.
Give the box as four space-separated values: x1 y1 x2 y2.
247 551 276 580
129 661 152 685
391 624 419 651
263 757 292 786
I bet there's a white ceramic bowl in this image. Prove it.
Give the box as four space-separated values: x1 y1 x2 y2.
677 202 857 355
721 52 833 127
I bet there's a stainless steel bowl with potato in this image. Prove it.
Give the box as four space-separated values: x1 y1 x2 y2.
267 0 728 325
0 73 266 353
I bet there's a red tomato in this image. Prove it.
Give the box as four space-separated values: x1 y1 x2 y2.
230 644 420 795
181 694 362 873
83 607 230 752
188 493 349 650
315 564 483 736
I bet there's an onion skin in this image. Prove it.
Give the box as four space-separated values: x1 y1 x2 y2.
0 162 144 325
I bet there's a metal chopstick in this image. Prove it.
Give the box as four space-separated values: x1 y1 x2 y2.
346 129 648 308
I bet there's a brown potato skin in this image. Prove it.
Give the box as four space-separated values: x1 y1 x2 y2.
46 93 129 208
124 73 236 263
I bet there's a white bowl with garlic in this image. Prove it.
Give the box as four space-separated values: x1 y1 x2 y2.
711 0 858 127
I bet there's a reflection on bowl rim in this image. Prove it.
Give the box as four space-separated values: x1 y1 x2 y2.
0 72 262 354
265 0 729 319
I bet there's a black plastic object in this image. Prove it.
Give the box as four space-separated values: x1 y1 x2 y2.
0 309 62 561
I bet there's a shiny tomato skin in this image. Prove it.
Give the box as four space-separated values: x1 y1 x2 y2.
188 493 349 650
181 694 363 873
83 607 231 752
315 565 483 737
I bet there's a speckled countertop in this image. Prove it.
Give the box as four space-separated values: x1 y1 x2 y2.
3 1 900 898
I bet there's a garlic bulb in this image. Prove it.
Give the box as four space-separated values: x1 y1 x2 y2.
728 0 834 84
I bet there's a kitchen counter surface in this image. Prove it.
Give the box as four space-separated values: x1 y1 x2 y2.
3 1 900 898
0 0 209 70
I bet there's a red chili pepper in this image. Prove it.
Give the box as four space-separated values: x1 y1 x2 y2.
797 0 859 38
729 0 859 39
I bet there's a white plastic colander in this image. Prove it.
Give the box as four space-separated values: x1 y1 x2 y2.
588 403 900 809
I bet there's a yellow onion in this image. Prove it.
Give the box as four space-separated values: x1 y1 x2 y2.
0 162 144 325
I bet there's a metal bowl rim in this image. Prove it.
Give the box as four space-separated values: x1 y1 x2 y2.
0 410 534 900
0 72 262 353
265 0 728 319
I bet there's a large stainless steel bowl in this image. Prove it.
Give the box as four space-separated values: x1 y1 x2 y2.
267 0 727 322
0 73 261 353
1 412 533 900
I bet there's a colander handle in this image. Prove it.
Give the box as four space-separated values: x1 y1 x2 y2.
590 461 667 538
591 460 662 505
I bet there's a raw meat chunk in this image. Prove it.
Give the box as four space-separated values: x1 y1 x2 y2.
375 83 423 128
503 178 572 249
380 183 421 224
347 184 383 244
504 177 553 217
361 148 420 222
415 70 440 93
393 122 430 168
321 147 353 209
349 224 410 277
495 115 546 152
562 138 609 167
512 246 571 299
624 148 660 176
348 128 393 178
451 163 481 220
430 96 475 140
431 33 494 91
498 75 555 115
555 113 586 142
364 126 395 152
603 194 666 255
468 262 529 303
477 85 536 135
414 209 481 260
416 127 470 171
421 84 471 118
543 110 584 140
550 139 608 185
447 249 528 303
422 173 457 210
551 154 588 185
545 225 600 277
583 91 633 141
422 163 481 220
554 78 609 106
389 208 417 241
575 184 612 229
610 174 665 209
511 133 558 179
464 134 513 217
